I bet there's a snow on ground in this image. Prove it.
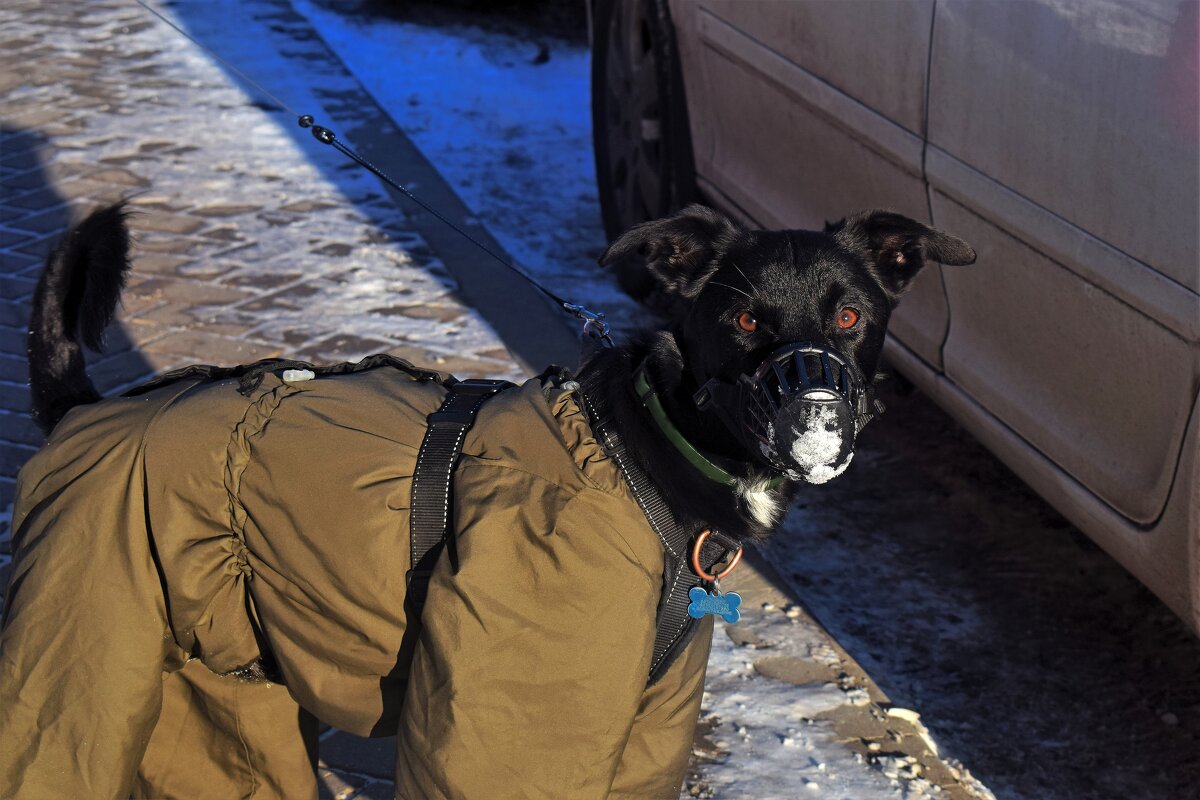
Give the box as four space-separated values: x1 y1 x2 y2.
700 613 921 800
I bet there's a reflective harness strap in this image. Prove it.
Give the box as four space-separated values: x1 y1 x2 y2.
407 378 514 609
578 391 740 685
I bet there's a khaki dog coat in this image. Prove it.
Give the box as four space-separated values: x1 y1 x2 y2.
0 360 713 799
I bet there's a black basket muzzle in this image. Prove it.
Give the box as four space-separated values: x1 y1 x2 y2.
696 343 878 482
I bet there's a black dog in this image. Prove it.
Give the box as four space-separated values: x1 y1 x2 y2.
7 201 975 797
579 204 976 538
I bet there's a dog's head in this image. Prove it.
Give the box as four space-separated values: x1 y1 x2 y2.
600 205 976 481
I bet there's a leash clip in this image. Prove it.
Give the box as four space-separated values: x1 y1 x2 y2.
563 302 611 340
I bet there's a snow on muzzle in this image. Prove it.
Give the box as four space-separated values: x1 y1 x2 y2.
763 388 856 484
697 344 877 485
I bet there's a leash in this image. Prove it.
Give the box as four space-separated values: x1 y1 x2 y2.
131 0 613 345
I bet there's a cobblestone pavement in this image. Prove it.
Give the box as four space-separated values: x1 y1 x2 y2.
0 0 550 795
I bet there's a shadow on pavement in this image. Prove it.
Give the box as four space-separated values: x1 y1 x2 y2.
0 124 155 509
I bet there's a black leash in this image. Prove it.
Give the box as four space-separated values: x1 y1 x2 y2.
131 0 613 344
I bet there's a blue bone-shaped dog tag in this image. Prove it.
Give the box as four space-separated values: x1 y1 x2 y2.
687 586 742 624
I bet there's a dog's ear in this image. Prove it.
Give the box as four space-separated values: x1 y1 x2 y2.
599 205 745 299
830 210 976 300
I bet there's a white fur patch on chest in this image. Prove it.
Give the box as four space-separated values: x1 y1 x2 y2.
735 476 783 527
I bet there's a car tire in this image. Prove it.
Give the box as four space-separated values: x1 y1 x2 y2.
591 0 696 301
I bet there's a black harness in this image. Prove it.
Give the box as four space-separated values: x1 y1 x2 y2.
408 377 740 685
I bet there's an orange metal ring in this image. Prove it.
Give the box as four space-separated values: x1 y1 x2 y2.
690 529 743 582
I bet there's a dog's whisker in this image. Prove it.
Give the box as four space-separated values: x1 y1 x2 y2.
730 261 762 296
708 281 755 301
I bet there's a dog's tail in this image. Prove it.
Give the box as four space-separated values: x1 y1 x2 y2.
28 202 132 435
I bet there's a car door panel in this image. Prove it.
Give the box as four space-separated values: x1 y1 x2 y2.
927 147 1200 342
928 0 1199 292
697 0 934 135
934 190 1196 525
928 0 1200 525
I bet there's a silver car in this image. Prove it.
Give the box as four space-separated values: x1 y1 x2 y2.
589 0 1200 632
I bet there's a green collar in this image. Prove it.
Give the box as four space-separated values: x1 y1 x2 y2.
633 365 784 489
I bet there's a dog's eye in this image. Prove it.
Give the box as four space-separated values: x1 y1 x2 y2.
836 307 860 329
736 311 758 332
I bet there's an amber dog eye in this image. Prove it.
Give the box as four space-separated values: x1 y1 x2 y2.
837 307 860 329
736 311 758 332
